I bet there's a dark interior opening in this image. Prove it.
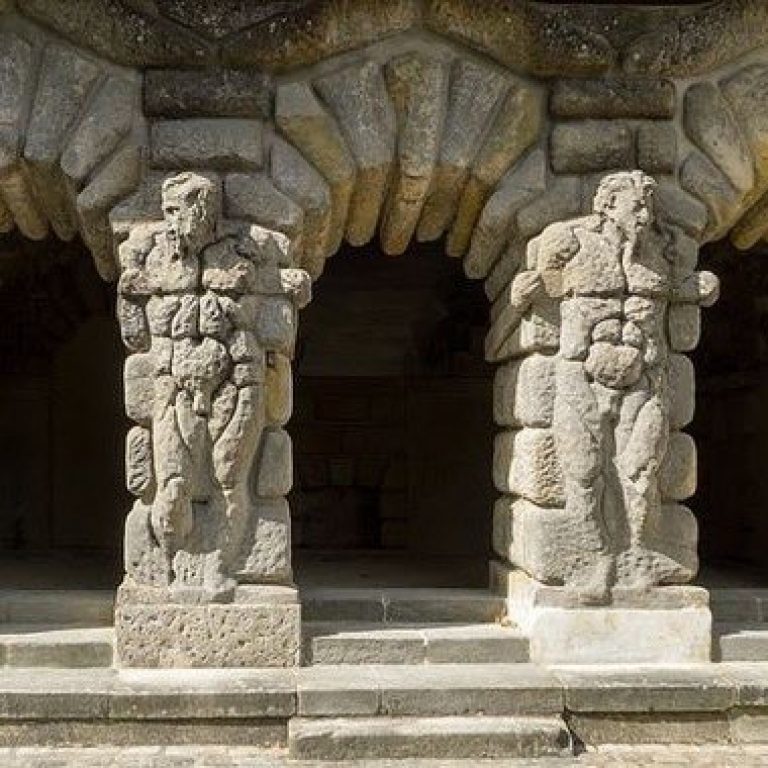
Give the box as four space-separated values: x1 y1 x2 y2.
0 233 125 587
290 240 495 587
693 238 768 587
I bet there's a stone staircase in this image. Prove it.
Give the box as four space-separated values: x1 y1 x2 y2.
711 588 768 661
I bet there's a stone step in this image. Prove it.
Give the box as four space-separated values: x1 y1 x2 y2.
297 663 562 717
715 624 768 661
304 622 529 665
0 590 114 626
299 587 506 624
0 626 113 668
289 714 572 760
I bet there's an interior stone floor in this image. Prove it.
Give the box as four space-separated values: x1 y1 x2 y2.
0 550 761 591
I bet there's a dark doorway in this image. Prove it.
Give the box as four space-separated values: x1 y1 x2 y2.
290 241 495 587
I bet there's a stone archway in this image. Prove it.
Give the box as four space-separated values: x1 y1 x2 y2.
5 0 768 667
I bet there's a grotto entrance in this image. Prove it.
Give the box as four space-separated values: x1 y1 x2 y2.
291 241 495 589
0 234 125 590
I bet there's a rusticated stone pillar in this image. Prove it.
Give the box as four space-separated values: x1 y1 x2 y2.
488 171 718 664
114 172 310 667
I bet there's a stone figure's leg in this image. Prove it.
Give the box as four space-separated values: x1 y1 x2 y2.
553 359 614 603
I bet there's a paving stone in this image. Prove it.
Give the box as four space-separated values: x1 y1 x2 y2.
145 69 271 118
550 79 675 119
716 625 768 662
0 626 113 668
289 715 571 760
151 119 263 171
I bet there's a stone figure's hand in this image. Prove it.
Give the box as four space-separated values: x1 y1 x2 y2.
675 270 720 307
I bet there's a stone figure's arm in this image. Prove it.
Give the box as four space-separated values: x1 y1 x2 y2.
485 269 545 361
674 270 720 307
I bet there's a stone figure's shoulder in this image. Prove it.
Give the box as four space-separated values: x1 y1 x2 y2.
118 222 165 270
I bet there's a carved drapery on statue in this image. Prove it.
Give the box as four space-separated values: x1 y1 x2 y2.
489 171 718 605
117 173 310 605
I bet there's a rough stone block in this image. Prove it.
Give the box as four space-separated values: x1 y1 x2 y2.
236 497 292 583
151 119 263 170
669 303 701 352
516 176 581 238
550 78 675 119
265 353 292 425
655 179 708 238
493 354 556 428
660 432 697 501
115 586 300 667
145 69 271 118
494 429 564 506
255 429 293 497
636 121 677 174
550 122 633 174
670 353 695 429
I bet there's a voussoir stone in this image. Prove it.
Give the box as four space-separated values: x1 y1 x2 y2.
151 119 263 171
417 58 509 243
722 64 768 181
315 60 395 247
256 428 293 498
684 82 755 194
0 31 34 126
636 122 677 175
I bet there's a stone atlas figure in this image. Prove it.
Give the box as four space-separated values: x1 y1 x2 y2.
490 171 718 604
117 172 311 604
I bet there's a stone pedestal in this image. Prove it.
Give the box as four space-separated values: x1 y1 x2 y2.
115 584 300 668
493 566 712 664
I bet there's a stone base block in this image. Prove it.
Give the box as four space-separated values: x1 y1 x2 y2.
115 584 300 668
496 566 712 664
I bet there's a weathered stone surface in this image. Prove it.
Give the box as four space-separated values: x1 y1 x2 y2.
255 429 292 498
151 119 263 171
636 122 677 175
236 497 292 583
550 79 675 119
0 194 12 234
731 189 768 250
670 353 695 430
516 176 581 238
225 173 303 249
24 44 101 240
0 167 48 240
722 64 768 181
624 1 768 77
465 149 547 280
0 31 34 125
77 144 143 281
654 179 708 238
145 68 271 118
668 303 700 352
116 174 310 657
550 122 633 174
660 431 696 502
494 354 556 428
315 61 395 247
115 590 300 667
684 83 755 194
448 81 543 257
270 137 331 278
417 58 509 243
679 151 743 237
61 76 138 186
380 53 447 256
494 428 564 506
20 0 212 67
265 353 292 425
275 82 354 256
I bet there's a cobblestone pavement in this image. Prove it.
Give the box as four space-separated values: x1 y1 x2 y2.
1 746 767 767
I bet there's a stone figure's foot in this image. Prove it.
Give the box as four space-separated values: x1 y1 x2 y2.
566 555 615 606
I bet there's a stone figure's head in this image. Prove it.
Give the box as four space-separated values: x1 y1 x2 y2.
161 173 217 259
594 171 656 231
